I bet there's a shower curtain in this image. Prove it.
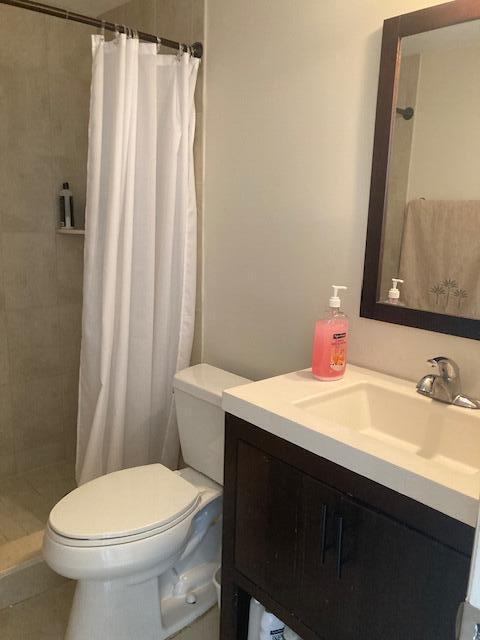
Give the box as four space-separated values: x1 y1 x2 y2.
76 34 199 485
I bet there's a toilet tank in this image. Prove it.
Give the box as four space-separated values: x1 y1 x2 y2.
173 364 251 485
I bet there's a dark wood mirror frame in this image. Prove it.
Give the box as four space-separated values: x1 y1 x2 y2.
361 0 480 340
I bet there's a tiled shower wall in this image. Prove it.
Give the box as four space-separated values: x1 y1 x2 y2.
0 5 90 476
101 0 205 364
0 0 205 479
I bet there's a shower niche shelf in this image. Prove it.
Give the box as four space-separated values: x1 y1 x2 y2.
57 228 85 236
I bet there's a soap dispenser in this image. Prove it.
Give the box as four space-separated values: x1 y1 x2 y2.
312 285 349 381
385 278 404 306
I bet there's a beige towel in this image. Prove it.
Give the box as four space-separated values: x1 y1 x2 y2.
398 200 480 318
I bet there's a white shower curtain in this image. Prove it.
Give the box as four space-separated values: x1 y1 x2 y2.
76 34 199 485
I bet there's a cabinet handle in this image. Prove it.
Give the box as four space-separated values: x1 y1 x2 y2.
336 516 344 580
320 503 327 564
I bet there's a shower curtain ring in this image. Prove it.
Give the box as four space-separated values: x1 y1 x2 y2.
65 9 69 21
100 19 106 39
156 36 162 53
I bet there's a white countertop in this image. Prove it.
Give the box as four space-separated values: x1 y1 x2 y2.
222 365 480 527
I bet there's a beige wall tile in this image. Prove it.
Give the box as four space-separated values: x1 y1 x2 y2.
46 18 93 85
101 5 127 27
0 151 55 233
49 73 90 163
56 237 84 304
58 304 82 373
61 372 79 461
0 239 5 311
6 307 62 381
0 66 52 158
0 312 10 387
0 384 14 458
0 5 87 469
11 377 63 453
0 6 48 71
123 0 156 33
15 442 64 474
2 233 57 310
156 0 193 46
0 454 16 479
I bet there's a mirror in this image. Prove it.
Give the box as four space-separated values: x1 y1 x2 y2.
361 1 480 340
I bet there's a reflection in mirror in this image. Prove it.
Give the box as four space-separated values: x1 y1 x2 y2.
379 20 480 319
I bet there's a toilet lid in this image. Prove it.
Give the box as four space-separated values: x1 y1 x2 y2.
49 464 200 541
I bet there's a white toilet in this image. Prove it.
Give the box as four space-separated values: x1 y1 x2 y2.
43 364 250 640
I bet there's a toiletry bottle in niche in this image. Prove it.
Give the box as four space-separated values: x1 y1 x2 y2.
312 285 349 381
384 278 404 306
59 182 74 229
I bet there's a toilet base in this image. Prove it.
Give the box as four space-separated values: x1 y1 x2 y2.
66 567 218 640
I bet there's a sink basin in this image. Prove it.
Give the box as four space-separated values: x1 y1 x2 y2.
294 382 480 476
222 365 480 525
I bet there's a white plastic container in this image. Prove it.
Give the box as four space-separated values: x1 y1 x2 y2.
284 627 302 640
384 277 405 306
259 610 285 640
247 598 264 639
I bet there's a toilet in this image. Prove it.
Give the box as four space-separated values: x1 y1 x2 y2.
43 364 250 640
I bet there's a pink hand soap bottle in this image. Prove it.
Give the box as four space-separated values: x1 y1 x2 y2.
312 285 349 381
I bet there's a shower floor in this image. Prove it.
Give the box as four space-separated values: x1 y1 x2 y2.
0 461 76 545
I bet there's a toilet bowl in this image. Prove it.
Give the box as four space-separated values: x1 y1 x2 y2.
43 364 250 640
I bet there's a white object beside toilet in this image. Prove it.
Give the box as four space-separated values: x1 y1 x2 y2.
43 364 250 640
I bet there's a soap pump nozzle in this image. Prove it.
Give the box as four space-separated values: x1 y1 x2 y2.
329 285 347 309
388 278 404 301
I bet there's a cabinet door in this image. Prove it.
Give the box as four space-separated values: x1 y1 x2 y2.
235 441 303 608
335 496 470 640
297 475 343 638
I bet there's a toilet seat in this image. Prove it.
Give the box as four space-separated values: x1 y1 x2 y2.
48 464 200 546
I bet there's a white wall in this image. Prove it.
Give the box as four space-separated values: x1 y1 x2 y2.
203 0 480 395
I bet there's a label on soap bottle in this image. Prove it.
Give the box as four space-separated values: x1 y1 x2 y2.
330 332 347 372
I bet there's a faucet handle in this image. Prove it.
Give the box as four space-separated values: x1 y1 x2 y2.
427 356 460 381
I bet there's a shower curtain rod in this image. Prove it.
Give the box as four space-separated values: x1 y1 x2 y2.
0 0 203 58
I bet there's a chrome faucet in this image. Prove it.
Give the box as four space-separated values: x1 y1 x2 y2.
416 357 480 409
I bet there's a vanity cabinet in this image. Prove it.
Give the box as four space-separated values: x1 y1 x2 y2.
221 415 474 640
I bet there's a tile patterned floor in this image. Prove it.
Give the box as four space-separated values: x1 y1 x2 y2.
0 581 220 640
0 460 76 544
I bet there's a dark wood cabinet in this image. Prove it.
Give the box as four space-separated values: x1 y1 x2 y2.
235 441 303 608
221 415 474 640
331 496 470 640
